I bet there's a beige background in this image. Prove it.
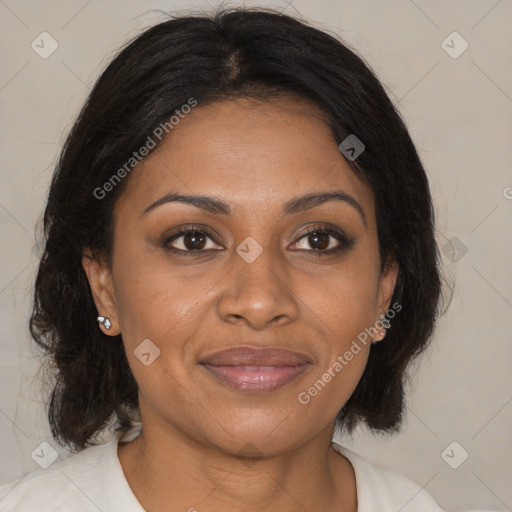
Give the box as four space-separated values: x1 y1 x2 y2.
0 0 511 510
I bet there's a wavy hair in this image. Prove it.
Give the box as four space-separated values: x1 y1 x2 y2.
30 7 450 452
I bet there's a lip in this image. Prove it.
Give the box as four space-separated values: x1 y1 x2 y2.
200 346 312 392
201 346 312 366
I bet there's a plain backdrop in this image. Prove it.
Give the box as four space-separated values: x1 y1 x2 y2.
0 0 511 510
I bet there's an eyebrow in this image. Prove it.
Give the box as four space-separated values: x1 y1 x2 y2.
142 190 366 226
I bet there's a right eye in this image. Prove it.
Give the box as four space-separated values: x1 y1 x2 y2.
163 227 223 254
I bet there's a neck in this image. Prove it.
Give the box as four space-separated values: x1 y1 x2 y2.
117 421 357 512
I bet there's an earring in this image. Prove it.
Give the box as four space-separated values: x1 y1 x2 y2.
380 313 391 329
97 316 112 330
371 314 389 345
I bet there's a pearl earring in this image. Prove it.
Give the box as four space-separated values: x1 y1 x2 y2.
97 316 112 330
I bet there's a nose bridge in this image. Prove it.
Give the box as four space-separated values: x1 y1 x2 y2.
217 239 299 329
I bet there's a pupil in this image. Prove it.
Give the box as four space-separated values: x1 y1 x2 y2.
184 232 205 250
309 231 328 250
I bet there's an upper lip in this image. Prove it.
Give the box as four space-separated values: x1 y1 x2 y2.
200 346 312 366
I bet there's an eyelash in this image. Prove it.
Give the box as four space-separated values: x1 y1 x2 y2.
162 223 355 257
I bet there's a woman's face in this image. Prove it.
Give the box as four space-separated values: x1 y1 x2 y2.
85 96 397 456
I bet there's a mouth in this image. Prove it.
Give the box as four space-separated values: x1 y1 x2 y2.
199 346 312 392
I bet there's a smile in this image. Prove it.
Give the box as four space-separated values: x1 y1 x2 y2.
201 363 311 392
199 346 312 392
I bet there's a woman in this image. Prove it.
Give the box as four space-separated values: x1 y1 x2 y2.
0 7 465 511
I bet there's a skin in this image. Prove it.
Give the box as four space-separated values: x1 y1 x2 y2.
83 95 398 512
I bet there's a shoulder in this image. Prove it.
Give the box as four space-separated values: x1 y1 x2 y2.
0 429 143 512
0 440 111 512
332 442 444 512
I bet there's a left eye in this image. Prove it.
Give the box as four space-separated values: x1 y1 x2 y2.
291 228 345 252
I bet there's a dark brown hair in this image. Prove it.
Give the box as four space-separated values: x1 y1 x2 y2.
30 6 450 452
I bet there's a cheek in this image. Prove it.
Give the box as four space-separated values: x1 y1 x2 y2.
296 253 380 337
111 229 208 341
110 241 229 402
297 349 369 417
294 283 373 421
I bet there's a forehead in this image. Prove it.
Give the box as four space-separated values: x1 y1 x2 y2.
116 96 375 223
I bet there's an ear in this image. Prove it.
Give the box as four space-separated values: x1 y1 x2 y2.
82 248 120 335
376 254 399 318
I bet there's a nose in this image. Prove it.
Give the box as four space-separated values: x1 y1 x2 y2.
217 247 300 331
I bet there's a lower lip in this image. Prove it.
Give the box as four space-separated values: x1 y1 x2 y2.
201 364 310 392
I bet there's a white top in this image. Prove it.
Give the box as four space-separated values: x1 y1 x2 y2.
0 424 481 511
